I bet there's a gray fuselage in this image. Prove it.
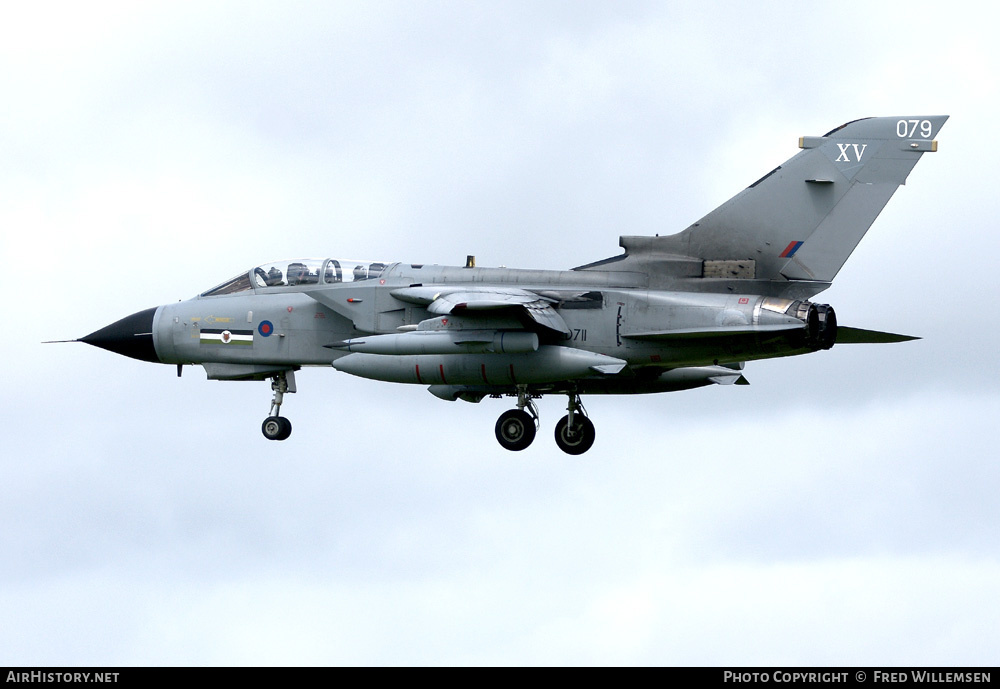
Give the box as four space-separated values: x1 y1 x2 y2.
148 261 821 396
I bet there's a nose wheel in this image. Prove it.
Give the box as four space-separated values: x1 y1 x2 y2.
262 415 292 441
261 370 296 441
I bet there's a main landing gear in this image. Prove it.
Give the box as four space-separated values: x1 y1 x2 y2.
261 371 295 441
494 386 539 452
494 388 596 455
554 394 595 456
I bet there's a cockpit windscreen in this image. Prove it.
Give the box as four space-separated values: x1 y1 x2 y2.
200 258 388 297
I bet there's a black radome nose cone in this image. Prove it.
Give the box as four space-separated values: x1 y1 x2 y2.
80 307 160 363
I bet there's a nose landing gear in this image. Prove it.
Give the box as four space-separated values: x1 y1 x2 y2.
261 370 295 441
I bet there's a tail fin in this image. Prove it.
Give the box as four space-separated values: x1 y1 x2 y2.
583 116 947 291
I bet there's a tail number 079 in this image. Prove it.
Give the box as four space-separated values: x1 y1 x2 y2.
897 119 932 138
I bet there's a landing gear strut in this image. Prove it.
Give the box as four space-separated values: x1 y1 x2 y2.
261 370 295 441
494 385 538 451
554 393 595 455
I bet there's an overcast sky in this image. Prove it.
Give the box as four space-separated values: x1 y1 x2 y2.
2 0 998 666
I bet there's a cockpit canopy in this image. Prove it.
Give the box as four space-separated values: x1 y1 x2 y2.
200 258 389 297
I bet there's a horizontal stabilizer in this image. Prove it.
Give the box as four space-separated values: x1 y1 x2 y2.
835 326 919 344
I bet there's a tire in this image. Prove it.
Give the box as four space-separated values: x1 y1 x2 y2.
495 409 536 451
554 414 595 455
262 416 292 441
276 416 292 440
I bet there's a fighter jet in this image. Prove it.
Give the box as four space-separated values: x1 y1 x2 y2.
73 116 947 454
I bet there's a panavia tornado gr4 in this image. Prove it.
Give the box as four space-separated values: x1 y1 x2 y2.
75 116 947 454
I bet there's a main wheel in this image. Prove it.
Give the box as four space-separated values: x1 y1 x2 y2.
262 416 292 441
554 414 595 455
495 409 536 451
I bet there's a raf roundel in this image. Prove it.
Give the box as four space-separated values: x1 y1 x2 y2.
258 320 274 337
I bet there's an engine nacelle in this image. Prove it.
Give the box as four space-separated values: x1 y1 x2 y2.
791 301 837 350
